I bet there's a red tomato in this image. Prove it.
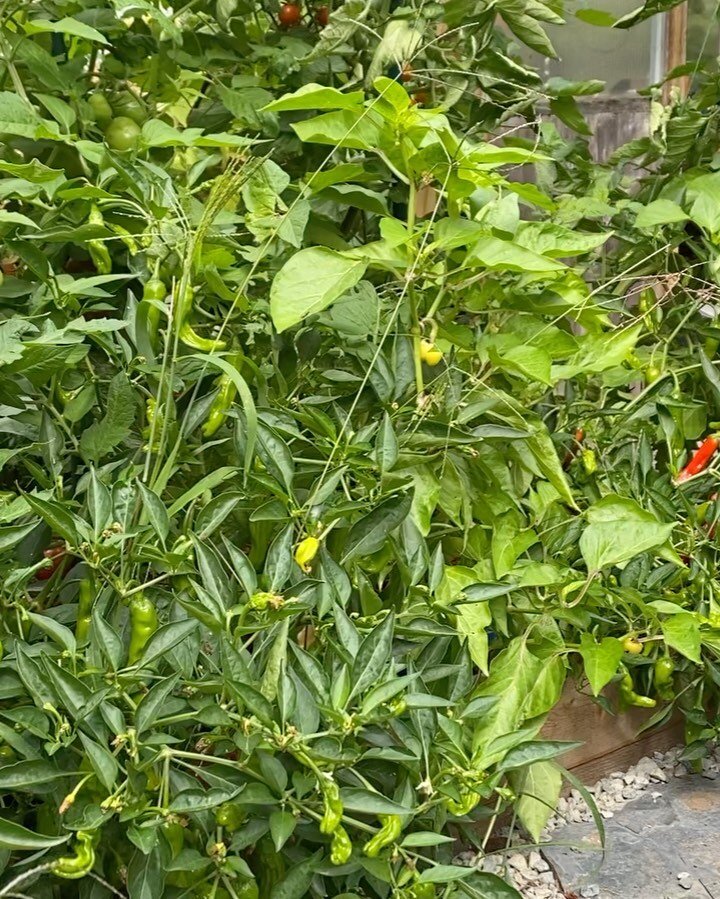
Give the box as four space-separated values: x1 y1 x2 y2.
278 3 302 26
315 5 329 26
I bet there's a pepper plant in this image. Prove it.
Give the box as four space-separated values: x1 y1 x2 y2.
0 0 712 897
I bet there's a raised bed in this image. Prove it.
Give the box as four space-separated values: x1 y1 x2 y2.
543 683 683 784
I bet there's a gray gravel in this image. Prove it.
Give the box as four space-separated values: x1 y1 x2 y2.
455 745 720 898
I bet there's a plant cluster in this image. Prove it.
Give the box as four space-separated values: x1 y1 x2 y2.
0 0 718 897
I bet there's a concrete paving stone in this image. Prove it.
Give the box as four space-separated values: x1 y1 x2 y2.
542 776 720 899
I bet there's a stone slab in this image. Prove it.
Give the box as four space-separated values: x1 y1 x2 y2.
542 777 720 899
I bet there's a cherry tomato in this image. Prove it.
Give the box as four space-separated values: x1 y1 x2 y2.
36 545 66 581
401 62 413 82
411 90 429 106
278 3 302 25
315 5 329 25
88 92 113 126
104 116 141 151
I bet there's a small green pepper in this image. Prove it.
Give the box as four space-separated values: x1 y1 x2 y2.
142 276 166 347
444 788 479 816
127 593 157 665
202 355 241 438
330 824 352 865
363 814 402 857
215 802 246 832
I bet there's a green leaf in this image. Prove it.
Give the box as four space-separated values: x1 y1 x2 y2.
635 199 688 229
269 809 296 851
0 760 69 791
79 733 118 792
342 493 412 562
0 817 67 850
0 210 40 230
471 637 544 761
339 788 412 815
270 850 323 899
25 16 109 44
468 235 565 272
350 612 394 699
134 620 199 669
578 633 624 695
580 495 674 571
270 247 367 332
80 373 136 463
663 613 701 663
136 674 181 735
264 83 364 112
510 760 562 841
498 740 582 771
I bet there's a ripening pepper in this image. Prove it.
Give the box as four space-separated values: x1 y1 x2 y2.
295 536 320 571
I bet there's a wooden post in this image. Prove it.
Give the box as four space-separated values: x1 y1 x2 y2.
663 2 689 101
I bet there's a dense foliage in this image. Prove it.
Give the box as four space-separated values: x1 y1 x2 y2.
0 0 718 897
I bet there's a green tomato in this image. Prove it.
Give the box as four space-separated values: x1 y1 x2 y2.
88 92 113 126
111 92 147 124
104 117 141 151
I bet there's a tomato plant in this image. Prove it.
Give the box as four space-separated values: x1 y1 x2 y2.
0 0 715 896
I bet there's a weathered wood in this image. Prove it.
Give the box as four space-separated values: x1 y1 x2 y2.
664 2 690 101
543 682 683 784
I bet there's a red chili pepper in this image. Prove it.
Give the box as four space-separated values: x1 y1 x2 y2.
676 436 719 483
562 427 585 470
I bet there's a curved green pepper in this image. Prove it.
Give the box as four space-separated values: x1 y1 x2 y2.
175 285 226 352
619 667 656 709
330 824 352 865
51 830 96 880
142 275 166 347
363 814 402 857
127 593 157 664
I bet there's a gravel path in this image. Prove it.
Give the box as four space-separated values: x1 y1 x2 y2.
457 746 716 898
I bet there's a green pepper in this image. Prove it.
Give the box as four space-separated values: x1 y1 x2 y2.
410 884 436 899
179 321 226 353
444 788 479 816
51 830 97 880
175 285 226 352
142 276 166 347
319 777 343 834
87 205 111 274
581 448 597 475
236 882 259 899
127 593 158 665
75 576 94 645
330 824 352 865
654 657 675 700
363 814 402 857
202 371 238 438
215 802 246 832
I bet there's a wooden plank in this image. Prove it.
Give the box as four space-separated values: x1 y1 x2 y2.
663 2 689 101
543 682 682 784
